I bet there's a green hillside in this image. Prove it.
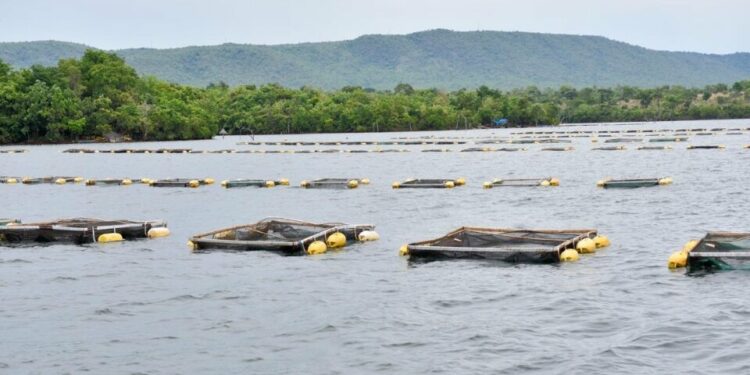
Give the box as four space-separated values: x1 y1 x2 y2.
2 30 750 89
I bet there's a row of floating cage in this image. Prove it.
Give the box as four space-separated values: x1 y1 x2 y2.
48 144 745 154
5 216 747 272
0 176 676 189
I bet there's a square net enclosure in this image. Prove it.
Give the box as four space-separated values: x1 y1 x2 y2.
689 232 750 271
406 227 596 263
189 217 374 254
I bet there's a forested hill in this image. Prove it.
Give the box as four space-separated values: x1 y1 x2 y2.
2 30 750 89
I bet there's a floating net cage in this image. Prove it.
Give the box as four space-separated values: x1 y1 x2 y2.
392 178 465 189
605 138 643 143
150 178 214 188
85 178 135 186
597 177 672 188
483 177 558 188
687 145 725 150
406 227 596 263
0 219 19 226
688 232 750 271
21 176 82 184
650 137 688 143
221 179 290 188
189 217 374 254
592 146 626 151
637 146 672 151
541 147 574 151
300 178 369 189
0 218 167 244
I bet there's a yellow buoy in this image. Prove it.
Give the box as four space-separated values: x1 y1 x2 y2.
392 182 401 189
121 179 133 185
188 180 200 188
483 181 493 189
326 232 347 249
140 178 152 184
682 239 699 253
667 251 688 269
358 230 380 242
549 178 560 186
347 180 359 189
300 180 310 188
559 249 580 262
455 177 466 186
360 178 371 185
540 180 551 187
399 244 409 256
147 227 170 238
658 177 673 185
187 240 197 251
278 178 290 186
55 178 66 185
265 180 276 188
203 178 215 185
576 238 596 254
221 180 229 187
596 179 607 188
85 179 96 186
97 232 124 243
593 235 610 249
73 177 84 183
444 181 455 188
306 240 327 255
5 178 17 184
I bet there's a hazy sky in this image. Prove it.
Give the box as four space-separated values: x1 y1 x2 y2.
1 0 747 53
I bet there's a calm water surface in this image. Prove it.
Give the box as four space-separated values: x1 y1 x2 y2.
1 120 750 374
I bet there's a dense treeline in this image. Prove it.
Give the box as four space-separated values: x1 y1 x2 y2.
1 49 750 144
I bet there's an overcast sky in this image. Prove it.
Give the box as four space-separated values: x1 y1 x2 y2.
1 0 747 54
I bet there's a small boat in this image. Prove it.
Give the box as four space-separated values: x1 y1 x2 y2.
402 227 602 263
0 218 168 245
189 218 376 254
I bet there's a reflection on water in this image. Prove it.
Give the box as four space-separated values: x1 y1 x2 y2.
1 119 750 374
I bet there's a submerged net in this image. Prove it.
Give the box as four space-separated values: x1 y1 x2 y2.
695 233 750 253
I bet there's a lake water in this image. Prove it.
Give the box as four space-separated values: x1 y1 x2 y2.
1 119 750 374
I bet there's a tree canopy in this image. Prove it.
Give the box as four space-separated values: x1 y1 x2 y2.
0 49 749 144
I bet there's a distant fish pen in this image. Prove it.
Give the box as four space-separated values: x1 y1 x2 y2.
221 178 290 188
637 146 672 150
401 227 607 263
188 217 376 255
0 218 169 244
483 177 559 188
300 178 369 189
392 178 466 189
22 176 83 185
592 146 626 151
687 145 725 150
149 178 215 188
597 177 672 188
650 137 688 142
0 149 26 154
85 178 135 186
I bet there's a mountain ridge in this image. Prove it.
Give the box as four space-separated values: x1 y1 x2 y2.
2 29 750 90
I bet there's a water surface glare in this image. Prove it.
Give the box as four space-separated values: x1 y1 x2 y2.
1 120 750 374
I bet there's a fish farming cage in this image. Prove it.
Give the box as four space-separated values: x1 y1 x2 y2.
688 232 750 271
483 177 558 188
84 178 136 186
605 138 643 143
0 218 167 244
650 137 688 143
221 179 290 188
0 176 21 184
687 145 725 150
149 178 214 188
392 178 465 189
637 146 672 151
300 178 369 189
0 219 19 226
189 218 374 254
406 227 597 263
592 146 627 151
21 176 83 184
597 177 672 188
